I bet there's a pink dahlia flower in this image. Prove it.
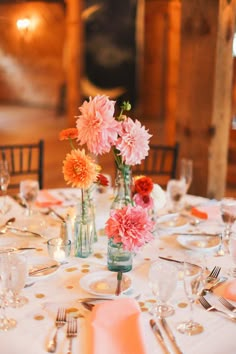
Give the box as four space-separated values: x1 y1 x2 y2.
76 95 120 155
105 205 154 252
115 118 152 165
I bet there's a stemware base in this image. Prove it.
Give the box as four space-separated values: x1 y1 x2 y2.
0 317 17 331
177 320 203 335
150 303 175 318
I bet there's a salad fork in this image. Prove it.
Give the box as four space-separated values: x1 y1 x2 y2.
47 307 67 353
199 296 236 321
205 266 221 282
218 297 236 313
67 318 77 354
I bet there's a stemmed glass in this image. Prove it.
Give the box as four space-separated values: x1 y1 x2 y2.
180 158 193 193
177 262 204 335
20 179 39 216
7 253 28 308
220 198 236 241
0 160 11 214
0 253 17 331
148 260 178 317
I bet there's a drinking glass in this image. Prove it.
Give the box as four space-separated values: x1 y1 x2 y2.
180 158 193 193
228 232 236 277
166 179 187 212
148 260 178 317
7 253 28 308
0 253 17 330
0 160 11 214
177 262 203 335
20 179 39 216
220 198 236 241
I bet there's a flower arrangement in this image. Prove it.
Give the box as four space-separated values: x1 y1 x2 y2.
105 205 155 252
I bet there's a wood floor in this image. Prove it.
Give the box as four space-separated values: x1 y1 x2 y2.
0 104 236 198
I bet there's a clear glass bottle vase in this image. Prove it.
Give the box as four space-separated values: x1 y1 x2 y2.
74 189 93 258
111 165 133 210
107 238 133 272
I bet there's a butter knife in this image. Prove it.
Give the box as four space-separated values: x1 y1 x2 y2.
150 319 171 354
29 264 59 276
6 226 45 238
158 256 200 269
159 318 183 354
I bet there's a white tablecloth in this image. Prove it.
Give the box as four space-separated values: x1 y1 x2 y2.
0 190 235 354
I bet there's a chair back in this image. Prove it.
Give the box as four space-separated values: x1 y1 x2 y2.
0 140 44 194
132 143 179 188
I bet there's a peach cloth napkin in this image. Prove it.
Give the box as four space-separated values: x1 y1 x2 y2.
214 279 236 301
36 190 62 207
84 298 147 354
191 204 221 221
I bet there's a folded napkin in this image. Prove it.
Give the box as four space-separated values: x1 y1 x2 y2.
214 279 236 301
191 204 220 221
36 190 62 207
84 298 147 354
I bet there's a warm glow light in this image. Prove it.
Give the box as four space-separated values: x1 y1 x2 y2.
16 18 31 31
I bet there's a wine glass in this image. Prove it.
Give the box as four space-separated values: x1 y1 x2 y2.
228 232 236 277
180 158 193 193
0 160 11 214
148 260 178 317
220 198 236 241
166 179 187 212
20 179 39 216
177 262 204 335
7 253 28 308
0 253 17 330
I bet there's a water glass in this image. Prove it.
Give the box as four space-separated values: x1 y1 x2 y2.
20 179 39 216
180 158 193 192
0 160 11 214
47 237 71 263
228 232 236 277
7 253 28 308
166 179 187 212
148 260 178 317
220 198 236 241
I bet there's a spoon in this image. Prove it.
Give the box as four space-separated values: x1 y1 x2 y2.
0 217 16 229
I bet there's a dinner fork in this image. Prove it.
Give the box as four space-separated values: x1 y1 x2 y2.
206 266 221 282
47 307 67 353
198 296 236 321
218 297 236 313
67 318 77 354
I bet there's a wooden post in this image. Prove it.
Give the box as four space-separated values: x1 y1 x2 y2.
64 0 83 127
177 0 235 198
140 0 181 144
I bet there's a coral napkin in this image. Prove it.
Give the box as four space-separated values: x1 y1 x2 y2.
36 190 62 207
191 204 221 221
84 298 147 354
214 279 236 301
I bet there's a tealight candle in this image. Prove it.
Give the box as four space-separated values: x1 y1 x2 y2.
47 237 71 263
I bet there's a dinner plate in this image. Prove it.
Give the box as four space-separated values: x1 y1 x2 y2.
177 234 220 252
157 213 189 231
79 270 134 298
28 256 59 278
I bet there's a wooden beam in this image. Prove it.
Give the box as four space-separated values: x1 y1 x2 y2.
64 0 83 127
177 0 235 198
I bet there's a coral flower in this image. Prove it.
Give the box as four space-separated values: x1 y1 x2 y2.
96 173 109 186
105 205 154 252
76 95 120 155
134 176 154 196
62 149 98 189
133 193 154 210
59 128 78 141
116 118 152 165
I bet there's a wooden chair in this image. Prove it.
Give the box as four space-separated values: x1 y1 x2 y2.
0 140 44 194
132 142 179 188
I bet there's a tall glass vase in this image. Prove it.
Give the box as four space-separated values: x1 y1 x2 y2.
111 165 133 210
74 189 93 258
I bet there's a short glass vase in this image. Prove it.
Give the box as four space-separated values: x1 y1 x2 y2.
107 238 132 272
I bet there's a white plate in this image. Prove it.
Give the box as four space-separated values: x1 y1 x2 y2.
157 213 189 231
177 234 220 252
28 256 59 278
79 270 134 298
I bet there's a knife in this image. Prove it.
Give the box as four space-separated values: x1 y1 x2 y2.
150 319 171 354
0 247 36 254
158 256 200 269
6 226 46 238
173 232 219 237
159 318 183 354
29 264 59 276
